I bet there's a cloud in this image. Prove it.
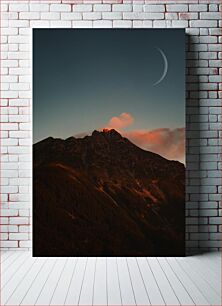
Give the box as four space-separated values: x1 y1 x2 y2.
104 112 134 130
124 128 185 162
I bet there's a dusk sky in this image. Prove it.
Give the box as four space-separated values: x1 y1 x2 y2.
33 29 185 163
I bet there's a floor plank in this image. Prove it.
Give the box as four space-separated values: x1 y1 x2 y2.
117 257 136 305
64 257 87 305
137 257 165 305
35 258 67 305
185 256 220 295
78 257 96 305
1 252 22 274
176 257 221 305
147 258 180 305
20 257 57 305
0 251 14 263
93 257 107 305
196 253 220 275
107 257 122 306
2 252 22 273
50 257 77 305
157 258 195 305
166 257 210 305
127 257 150 305
1 252 30 289
5 257 47 305
2 256 38 305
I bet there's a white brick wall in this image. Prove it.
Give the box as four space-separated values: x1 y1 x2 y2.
1 0 221 253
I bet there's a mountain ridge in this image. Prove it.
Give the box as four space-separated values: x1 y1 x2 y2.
33 129 185 256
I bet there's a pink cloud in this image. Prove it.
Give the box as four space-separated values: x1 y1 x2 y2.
124 128 185 162
102 112 185 162
104 112 134 130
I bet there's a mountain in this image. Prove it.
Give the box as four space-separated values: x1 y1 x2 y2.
33 129 185 256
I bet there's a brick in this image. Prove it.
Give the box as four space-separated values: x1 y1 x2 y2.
9 233 29 240
172 20 188 28
1 91 18 99
165 13 177 20
1 4 8 12
61 13 82 20
112 4 132 11
30 4 49 12
189 4 207 12
9 68 30 75
153 20 171 28
19 241 31 248
0 225 18 233
210 233 221 240
9 217 29 225
93 4 111 12
200 202 218 209
102 12 121 19
50 21 72 28
179 13 198 20
200 162 218 171
133 20 143 28
19 209 29 217
9 99 29 107
2 28 18 36
0 241 18 248
2 60 18 68
1 233 9 240
0 209 18 216
209 60 221 67
9 4 28 11
73 5 92 12
9 115 29 123
50 4 71 12
166 5 188 12
142 20 153 28
123 12 164 19
83 12 102 20
190 233 209 240
113 20 132 28
1 138 18 146
132 5 143 13
199 209 218 217
190 20 217 28
144 5 165 12
30 21 50 28
8 146 30 154
19 12 40 19
93 20 112 28
19 226 30 233
41 12 60 20
72 21 93 28
209 4 219 11
2 170 18 178
2 123 18 131
200 12 221 20
0 216 8 224
9 20 29 28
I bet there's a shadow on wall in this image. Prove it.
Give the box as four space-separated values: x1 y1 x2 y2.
186 34 207 256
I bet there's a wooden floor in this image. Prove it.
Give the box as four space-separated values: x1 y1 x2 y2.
0 251 220 306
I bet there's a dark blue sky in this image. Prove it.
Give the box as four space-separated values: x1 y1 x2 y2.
33 29 185 144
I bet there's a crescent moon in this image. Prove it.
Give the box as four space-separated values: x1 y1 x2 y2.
153 47 168 86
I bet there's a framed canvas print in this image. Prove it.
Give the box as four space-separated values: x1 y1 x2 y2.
33 29 185 256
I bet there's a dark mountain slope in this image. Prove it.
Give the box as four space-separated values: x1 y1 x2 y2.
33 129 185 256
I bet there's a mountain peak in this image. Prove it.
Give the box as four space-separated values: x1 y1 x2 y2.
102 128 122 137
91 129 123 140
